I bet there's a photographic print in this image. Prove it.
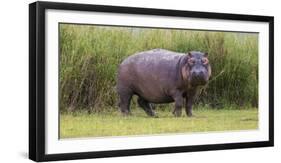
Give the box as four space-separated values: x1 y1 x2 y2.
59 24 259 139
29 1 273 161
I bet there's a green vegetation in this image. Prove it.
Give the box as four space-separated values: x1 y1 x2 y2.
59 24 258 112
60 107 258 138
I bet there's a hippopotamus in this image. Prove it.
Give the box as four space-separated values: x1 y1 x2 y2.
117 49 211 117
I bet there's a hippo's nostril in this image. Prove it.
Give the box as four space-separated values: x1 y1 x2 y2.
194 71 203 77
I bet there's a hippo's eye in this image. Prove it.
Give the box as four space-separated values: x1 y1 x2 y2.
202 58 209 65
188 58 195 65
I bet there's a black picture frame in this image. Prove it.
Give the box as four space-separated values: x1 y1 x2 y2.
29 1 274 162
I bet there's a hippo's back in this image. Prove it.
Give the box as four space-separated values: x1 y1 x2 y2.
120 49 183 66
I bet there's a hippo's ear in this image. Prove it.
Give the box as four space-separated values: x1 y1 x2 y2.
183 53 191 63
187 52 192 57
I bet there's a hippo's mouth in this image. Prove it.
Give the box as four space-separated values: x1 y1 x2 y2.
190 76 208 86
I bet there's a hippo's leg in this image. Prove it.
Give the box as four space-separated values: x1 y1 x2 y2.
150 103 156 110
118 87 133 116
172 92 184 117
185 96 193 117
185 91 196 117
137 97 157 117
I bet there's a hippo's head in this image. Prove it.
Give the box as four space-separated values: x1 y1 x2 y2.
182 51 211 86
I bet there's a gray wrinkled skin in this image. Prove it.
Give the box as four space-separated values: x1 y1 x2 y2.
117 49 211 117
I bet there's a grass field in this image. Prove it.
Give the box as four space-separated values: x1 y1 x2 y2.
60 107 258 138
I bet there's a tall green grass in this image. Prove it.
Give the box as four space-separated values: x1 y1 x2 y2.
59 24 258 112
